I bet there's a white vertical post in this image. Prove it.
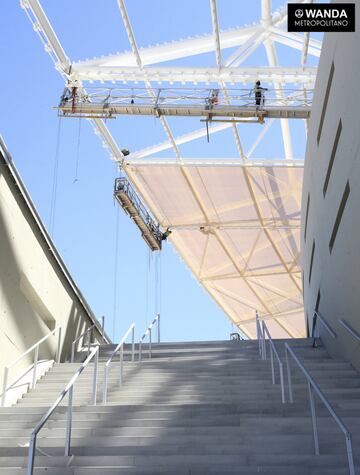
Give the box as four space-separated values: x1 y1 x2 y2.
285 346 293 403
27 433 37 475
149 328 152 359
261 322 267 361
119 346 123 386
65 386 73 456
270 344 275 385
139 341 142 362
308 382 320 455
101 316 105 338
71 342 75 364
279 362 285 404
56 327 62 364
1 367 9 407
131 326 135 362
345 434 355 475
92 348 98 405
157 313 160 343
31 346 39 390
87 328 91 356
103 365 109 403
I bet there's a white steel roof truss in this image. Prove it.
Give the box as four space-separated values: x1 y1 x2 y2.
21 0 318 339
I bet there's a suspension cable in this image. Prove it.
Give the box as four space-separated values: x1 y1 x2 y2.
112 206 120 341
49 117 62 236
73 117 82 183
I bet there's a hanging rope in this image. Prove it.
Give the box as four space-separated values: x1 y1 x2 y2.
145 248 151 328
49 117 62 236
159 252 162 315
112 206 120 341
73 118 82 183
155 252 159 316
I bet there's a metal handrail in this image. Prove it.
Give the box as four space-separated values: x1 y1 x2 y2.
102 323 135 403
313 311 336 339
261 320 285 403
255 312 264 357
1 326 62 407
139 314 160 362
284 343 355 475
27 345 99 475
338 318 360 342
71 323 96 362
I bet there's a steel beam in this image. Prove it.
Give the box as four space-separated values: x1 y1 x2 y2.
125 158 304 167
72 65 317 85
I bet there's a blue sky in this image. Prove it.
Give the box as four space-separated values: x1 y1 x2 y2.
1 1 318 342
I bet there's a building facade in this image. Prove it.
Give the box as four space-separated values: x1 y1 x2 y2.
301 12 360 369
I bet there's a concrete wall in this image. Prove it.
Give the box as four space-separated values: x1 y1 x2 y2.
0 137 109 401
301 10 360 369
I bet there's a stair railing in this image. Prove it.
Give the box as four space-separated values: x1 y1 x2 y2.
284 343 355 475
139 313 160 362
1 325 62 407
102 323 135 403
27 345 99 475
260 320 285 403
71 323 96 362
255 311 264 358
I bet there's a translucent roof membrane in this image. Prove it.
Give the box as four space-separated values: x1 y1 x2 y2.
126 162 305 339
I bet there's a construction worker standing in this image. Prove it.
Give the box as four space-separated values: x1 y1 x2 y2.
253 80 268 111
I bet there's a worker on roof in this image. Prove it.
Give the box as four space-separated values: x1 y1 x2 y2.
252 80 268 111
205 89 219 110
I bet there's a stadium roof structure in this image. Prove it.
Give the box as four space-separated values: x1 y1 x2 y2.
22 0 322 338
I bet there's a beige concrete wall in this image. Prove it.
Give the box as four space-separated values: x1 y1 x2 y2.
301 10 360 369
0 137 109 400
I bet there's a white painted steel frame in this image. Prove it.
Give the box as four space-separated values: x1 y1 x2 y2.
21 0 317 338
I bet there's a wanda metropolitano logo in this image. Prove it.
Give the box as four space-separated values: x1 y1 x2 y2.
288 3 355 32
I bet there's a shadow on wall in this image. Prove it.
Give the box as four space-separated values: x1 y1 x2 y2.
0 197 53 365
0 161 94 369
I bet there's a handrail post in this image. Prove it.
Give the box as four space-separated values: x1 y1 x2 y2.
31 346 39 390
27 433 37 475
256 312 261 357
270 342 275 385
92 347 98 405
139 341 142 362
149 328 152 359
1 367 9 407
157 313 160 343
71 342 75 363
345 434 355 475
131 326 135 362
308 381 320 455
56 327 62 364
285 345 293 403
87 328 91 356
279 362 285 404
119 345 124 386
101 316 105 338
103 365 109 404
65 385 73 456
261 322 266 361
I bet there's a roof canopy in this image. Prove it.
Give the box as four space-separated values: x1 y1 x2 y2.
126 160 305 339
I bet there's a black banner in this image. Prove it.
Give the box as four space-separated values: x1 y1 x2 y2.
288 3 355 32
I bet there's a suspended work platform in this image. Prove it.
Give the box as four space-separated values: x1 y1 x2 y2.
57 86 313 121
114 177 164 251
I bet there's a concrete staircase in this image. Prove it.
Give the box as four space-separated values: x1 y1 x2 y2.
0 338 359 474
